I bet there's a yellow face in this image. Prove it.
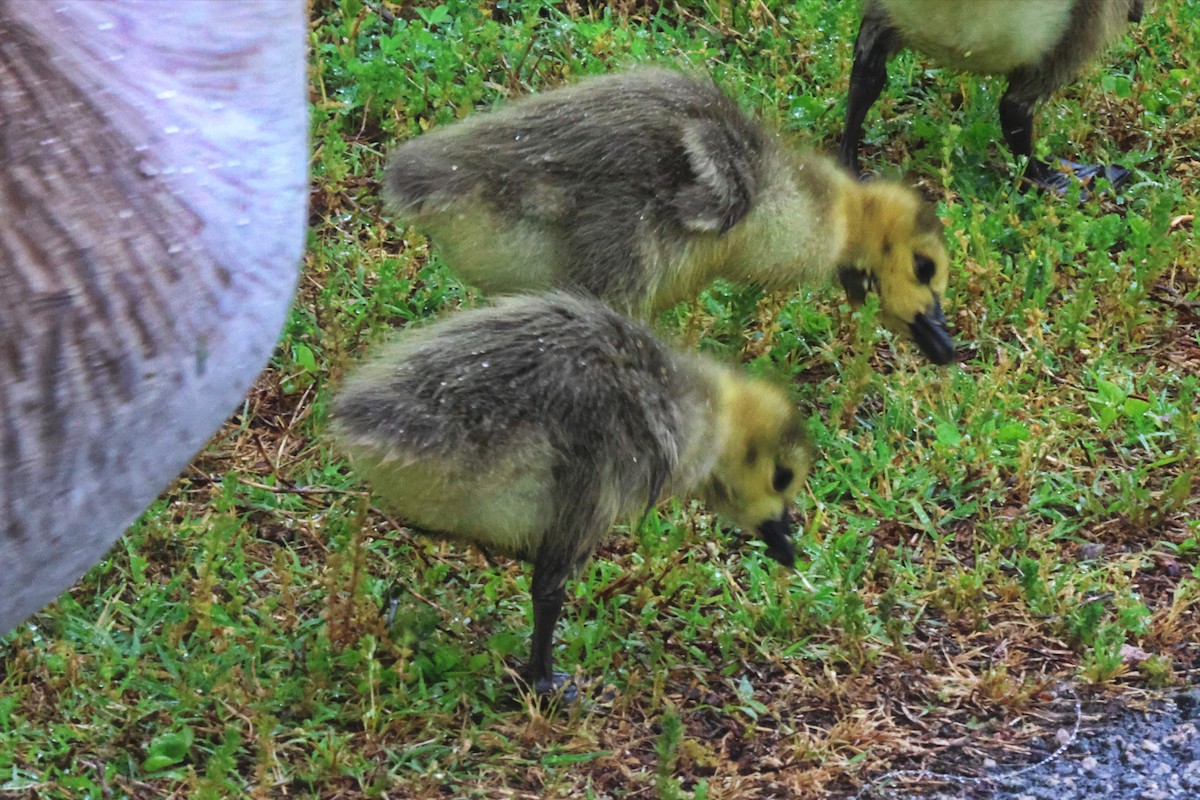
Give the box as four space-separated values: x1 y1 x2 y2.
839 184 955 365
700 377 813 567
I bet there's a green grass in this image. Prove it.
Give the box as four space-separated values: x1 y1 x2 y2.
3 0 1199 797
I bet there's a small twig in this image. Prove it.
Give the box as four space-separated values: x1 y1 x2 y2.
671 1 740 38
280 379 316 457
253 434 283 483
236 477 368 497
400 584 456 621
507 32 537 94
853 685 1084 798
755 0 779 28
373 2 397 26
1150 281 1200 323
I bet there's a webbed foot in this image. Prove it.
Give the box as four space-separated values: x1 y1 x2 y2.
1026 158 1131 200
532 670 582 704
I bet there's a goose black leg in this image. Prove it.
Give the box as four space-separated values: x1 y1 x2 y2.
997 88 1052 185
1001 74 1129 196
529 563 576 702
840 11 901 175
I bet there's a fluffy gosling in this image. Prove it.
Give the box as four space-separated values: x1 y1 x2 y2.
331 293 812 697
841 0 1145 191
385 67 955 365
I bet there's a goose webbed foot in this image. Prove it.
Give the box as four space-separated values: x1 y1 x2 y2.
1024 158 1131 199
531 670 582 704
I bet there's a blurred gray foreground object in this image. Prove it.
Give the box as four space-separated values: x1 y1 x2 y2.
0 0 307 634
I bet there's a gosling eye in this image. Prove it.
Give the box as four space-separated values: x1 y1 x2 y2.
914 254 937 285
772 465 794 493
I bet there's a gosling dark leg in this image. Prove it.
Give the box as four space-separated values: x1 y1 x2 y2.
839 8 901 175
529 564 572 699
998 86 1048 187
1001 76 1129 195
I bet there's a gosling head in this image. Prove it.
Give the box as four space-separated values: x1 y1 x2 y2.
838 183 955 365
701 376 813 568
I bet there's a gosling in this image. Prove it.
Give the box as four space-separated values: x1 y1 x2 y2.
840 0 1145 191
331 292 812 698
385 67 955 365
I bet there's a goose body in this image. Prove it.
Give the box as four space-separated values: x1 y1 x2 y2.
841 0 1144 189
332 293 811 695
386 67 955 364
0 0 307 635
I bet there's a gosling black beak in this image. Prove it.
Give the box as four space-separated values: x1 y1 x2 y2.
837 266 872 306
756 514 796 568
909 296 956 365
